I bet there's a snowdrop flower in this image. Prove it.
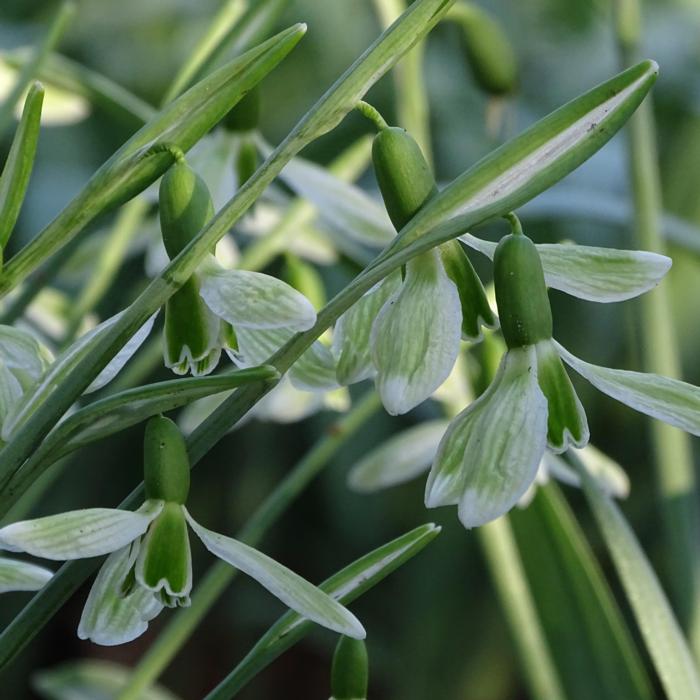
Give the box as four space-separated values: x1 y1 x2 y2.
426 218 700 528
158 155 317 377
0 556 52 593
333 120 495 416
0 416 364 645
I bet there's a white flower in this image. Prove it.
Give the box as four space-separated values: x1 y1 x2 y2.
0 556 52 593
0 417 364 646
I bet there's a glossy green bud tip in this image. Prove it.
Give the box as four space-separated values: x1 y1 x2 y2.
144 416 191 504
494 233 553 348
159 159 215 259
331 636 369 700
372 126 438 231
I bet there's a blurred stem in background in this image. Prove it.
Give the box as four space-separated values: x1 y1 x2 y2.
371 0 433 167
115 390 382 700
613 0 700 660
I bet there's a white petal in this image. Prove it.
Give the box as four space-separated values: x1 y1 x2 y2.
270 143 395 248
347 420 449 492
371 250 462 415
460 233 672 302
0 325 52 385
251 377 325 423
0 360 24 427
0 501 163 560
557 341 700 436
78 543 164 646
200 263 316 332
425 347 549 527
333 273 401 385
233 327 338 392
0 557 53 593
186 511 365 639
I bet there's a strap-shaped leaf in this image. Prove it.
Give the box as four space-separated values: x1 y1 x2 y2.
202 524 440 700
573 454 700 700
511 484 654 700
0 83 44 251
557 342 700 436
185 512 365 639
1 312 155 441
461 233 671 302
0 24 307 298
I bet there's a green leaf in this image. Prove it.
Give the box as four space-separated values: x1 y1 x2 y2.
461 233 672 303
0 24 306 298
572 452 700 700
33 660 180 700
510 483 654 700
557 341 700 436
202 524 440 700
0 83 44 252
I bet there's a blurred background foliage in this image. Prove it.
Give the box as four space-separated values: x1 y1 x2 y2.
1 0 700 698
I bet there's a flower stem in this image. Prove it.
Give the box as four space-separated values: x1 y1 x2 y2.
355 100 389 132
614 0 700 660
114 390 381 700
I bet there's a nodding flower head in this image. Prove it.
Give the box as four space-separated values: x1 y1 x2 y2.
0 416 364 646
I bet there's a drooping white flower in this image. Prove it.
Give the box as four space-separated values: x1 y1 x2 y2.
0 416 363 646
0 556 53 593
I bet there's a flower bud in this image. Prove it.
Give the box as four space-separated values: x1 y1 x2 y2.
494 232 553 348
449 3 517 96
330 636 368 700
143 416 190 504
372 126 437 231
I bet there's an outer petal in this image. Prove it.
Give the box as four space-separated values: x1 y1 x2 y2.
535 340 589 452
233 327 338 392
333 273 401 386
460 233 672 302
0 501 163 560
425 347 548 527
0 325 52 388
371 250 462 415
200 261 316 332
0 360 24 427
556 341 700 435
78 543 163 646
185 511 365 639
0 557 53 593
347 420 449 492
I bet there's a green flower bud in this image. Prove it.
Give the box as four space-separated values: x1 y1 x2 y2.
372 126 438 231
494 232 553 348
449 3 518 96
235 137 258 187
143 416 190 504
330 636 368 700
159 159 214 258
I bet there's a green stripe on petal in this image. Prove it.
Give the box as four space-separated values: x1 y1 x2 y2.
0 360 24 427
0 556 52 593
78 543 163 646
185 510 365 639
347 419 449 492
535 340 589 452
425 347 548 527
0 500 163 560
333 273 401 386
371 249 462 415
556 341 700 436
199 263 317 332
135 503 192 607
461 233 671 303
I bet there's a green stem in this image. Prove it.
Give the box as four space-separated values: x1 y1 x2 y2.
614 1 700 659
0 2 75 137
478 518 567 700
115 391 381 700
372 0 433 165
355 100 389 131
